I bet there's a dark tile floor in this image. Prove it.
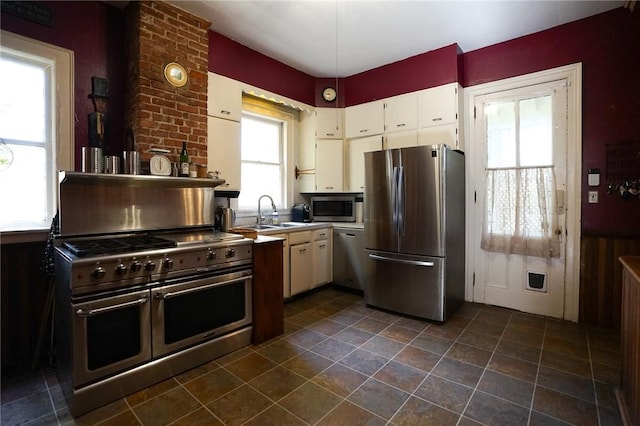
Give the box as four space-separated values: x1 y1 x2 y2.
1 286 623 425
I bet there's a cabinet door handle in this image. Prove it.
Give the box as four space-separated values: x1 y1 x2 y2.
396 123 406 128
326 133 335 137
432 117 442 122
299 248 306 254
319 244 326 249
220 110 231 115
360 129 368 133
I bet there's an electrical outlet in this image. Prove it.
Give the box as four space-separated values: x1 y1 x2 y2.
588 191 598 203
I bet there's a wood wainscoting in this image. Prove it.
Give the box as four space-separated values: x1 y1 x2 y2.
1 241 50 376
580 234 640 330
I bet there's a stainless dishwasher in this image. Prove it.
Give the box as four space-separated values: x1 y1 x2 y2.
332 227 365 290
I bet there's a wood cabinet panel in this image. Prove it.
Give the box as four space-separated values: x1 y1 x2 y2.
619 256 640 426
579 235 640 329
252 238 284 344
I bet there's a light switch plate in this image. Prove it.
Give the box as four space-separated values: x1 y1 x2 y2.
588 191 598 203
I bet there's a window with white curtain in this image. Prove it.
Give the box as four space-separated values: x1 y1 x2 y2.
238 95 295 211
481 94 560 258
0 31 73 233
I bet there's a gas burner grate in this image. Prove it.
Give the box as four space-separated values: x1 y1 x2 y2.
63 235 177 257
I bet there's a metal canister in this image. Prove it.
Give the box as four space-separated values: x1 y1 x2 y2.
81 147 103 173
122 151 141 175
104 156 120 174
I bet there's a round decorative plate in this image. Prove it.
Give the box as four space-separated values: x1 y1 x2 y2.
164 62 188 87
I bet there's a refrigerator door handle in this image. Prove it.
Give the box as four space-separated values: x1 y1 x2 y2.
368 253 435 267
392 166 399 233
397 165 405 236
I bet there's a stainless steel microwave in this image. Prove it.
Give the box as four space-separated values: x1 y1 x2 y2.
311 196 356 222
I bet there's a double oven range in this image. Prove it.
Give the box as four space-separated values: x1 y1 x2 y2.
53 172 254 417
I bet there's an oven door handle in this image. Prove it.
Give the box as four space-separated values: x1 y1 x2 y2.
154 276 251 300
75 296 149 317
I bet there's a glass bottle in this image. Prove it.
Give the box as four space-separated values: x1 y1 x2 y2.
179 141 189 177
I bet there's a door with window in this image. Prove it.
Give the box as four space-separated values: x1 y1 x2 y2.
471 79 570 318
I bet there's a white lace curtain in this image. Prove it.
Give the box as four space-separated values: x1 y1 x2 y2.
481 166 560 258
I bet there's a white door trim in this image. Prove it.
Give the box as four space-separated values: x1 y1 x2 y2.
463 63 582 322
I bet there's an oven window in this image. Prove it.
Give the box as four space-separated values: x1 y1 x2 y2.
164 280 247 344
313 201 353 217
87 306 142 371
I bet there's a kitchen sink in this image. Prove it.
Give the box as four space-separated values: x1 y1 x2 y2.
242 224 278 230
241 222 309 231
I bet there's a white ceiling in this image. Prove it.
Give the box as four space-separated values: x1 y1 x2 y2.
167 0 624 78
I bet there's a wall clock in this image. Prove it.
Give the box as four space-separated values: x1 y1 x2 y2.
322 87 337 102
164 62 188 87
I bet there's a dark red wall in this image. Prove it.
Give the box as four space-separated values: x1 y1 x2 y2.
3 3 638 235
343 44 461 106
1 1 126 169
208 31 315 106
463 8 640 236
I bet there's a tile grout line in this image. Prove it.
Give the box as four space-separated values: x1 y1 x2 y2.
586 327 603 426
526 315 548 426
455 309 511 426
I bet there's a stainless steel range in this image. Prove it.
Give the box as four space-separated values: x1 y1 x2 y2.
53 172 254 417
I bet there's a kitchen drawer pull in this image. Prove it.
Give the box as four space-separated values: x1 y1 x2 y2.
368 253 435 267
75 296 149 317
360 129 368 133
220 110 231 115
326 133 335 137
154 276 251 300
396 123 406 127
432 117 442 122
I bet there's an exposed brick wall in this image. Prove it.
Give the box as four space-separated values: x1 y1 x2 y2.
124 1 209 166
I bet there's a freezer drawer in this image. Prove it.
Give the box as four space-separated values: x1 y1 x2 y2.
364 250 446 322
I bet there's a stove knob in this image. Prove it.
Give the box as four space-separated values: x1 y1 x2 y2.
144 261 156 272
207 249 216 260
115 263 128 276
130 260 142 272
163 258 174 269
226 248 235 258
92 266 106 279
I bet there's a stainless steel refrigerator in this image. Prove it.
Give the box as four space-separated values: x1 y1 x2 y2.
363 144 465 322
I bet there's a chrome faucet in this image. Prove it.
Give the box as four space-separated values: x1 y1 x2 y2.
257 194 277 225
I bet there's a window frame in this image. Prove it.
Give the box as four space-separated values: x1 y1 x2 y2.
0 30 74 240
238 95 295 213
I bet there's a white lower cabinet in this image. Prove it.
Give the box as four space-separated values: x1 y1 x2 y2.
286 228 332 297
312 228 332 287
289 231 312 296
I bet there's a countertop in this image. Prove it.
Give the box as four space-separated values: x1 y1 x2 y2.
620 256 640 283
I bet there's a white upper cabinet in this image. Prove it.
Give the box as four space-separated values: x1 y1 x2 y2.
417 82 464 151
348 135 382 192
385 129 418 150
207 116 241 190
417 124 458 148
384 92 418 133
316 108 344 139
315 139 344 192
207 73 242 121
345 100 384 139
418 82 459 127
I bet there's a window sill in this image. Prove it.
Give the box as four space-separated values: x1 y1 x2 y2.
0 229 49 245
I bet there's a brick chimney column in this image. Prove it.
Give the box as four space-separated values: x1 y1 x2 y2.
124 0 209 167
